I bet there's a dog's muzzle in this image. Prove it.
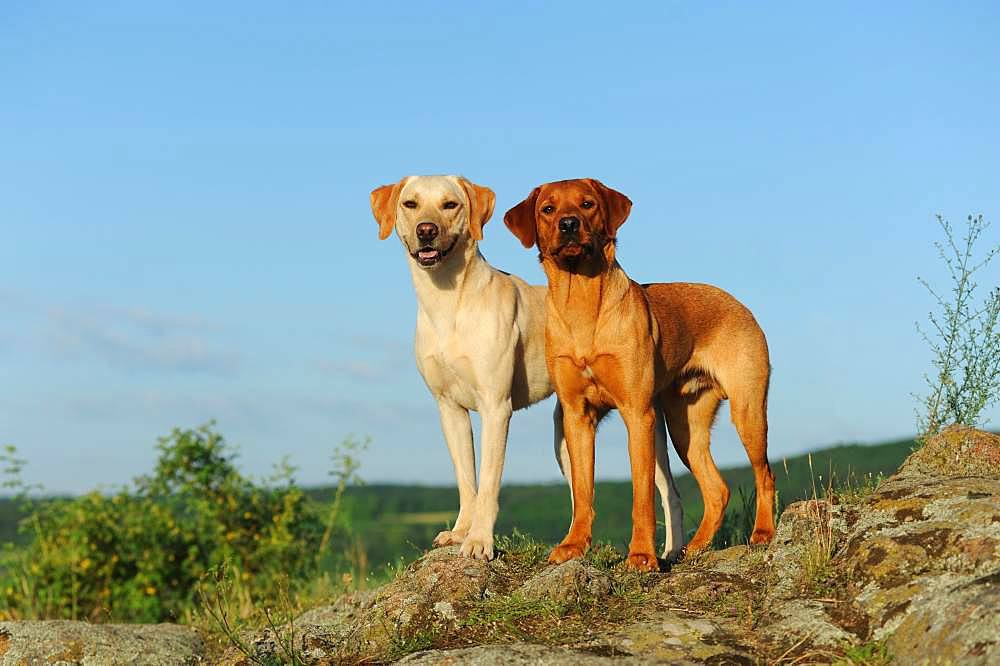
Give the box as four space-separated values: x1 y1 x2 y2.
411 235 458 267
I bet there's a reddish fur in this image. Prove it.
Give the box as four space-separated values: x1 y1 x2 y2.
504 179 775 563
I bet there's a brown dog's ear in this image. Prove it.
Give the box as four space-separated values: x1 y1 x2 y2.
370 181 404 240
458 177 495 241
503 187 541 248
588 179 632 237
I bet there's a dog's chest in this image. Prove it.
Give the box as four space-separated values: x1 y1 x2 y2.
418 348 480 408
561 355 620 407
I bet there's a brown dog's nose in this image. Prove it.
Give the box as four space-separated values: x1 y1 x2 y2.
416 222 439 243
558 217 580 235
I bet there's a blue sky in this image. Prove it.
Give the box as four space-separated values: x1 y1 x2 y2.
2 1 998 494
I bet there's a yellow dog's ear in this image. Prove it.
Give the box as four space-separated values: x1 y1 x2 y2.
370 180 404 240
457 177 495 241
587 178 632 237
503 186 541 248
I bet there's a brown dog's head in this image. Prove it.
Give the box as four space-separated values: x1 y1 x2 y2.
503 178 631 274
370 175 495 270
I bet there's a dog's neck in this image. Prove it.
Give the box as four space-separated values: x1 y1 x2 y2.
542 257 633 336
407 236 492 326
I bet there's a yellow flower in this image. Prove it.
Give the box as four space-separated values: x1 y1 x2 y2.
145 586 157 596
79 558 92 571
243 512 252 520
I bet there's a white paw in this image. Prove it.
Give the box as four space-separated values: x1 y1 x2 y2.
661 545 685 563
459 530 494 560
433 530 466 547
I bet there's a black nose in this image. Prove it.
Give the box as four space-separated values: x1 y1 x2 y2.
558 217 580 234
416 222 439 243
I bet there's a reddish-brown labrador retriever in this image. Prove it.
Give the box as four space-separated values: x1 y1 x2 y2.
504 178 775 569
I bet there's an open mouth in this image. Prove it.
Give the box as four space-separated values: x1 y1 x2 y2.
410 236 458 267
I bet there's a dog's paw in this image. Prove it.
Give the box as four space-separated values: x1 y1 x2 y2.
749 528 775 546
548 541 587 564
660 546 685 564
459 530 494 560
432 530 467 547
625 551 659 572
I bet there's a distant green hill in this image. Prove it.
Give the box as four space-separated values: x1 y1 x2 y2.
309 436 916 568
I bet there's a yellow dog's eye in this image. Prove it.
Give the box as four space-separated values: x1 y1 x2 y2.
402 201 417 209
443 201 458 210
541 205 555 214
581 200 594 209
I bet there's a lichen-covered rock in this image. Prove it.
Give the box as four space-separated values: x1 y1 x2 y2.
216 589 380 666
759 599 859 651
767 498 850 599
351 545 489 653
606 613 754 665
516 560 612 604
0 620 204 665
834 427 1000 664
398 642 640 664
220 547 489 664
293 588 377 627
217 428 1000 665
899 426 1000 478
886 570 999 666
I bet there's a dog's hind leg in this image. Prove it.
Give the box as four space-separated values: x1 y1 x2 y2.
654 405 685 561
663 390 726 553
434 399 477 548
553 401 574 512
730 386 775 545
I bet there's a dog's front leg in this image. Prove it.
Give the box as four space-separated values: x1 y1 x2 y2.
433 399 477 548
549 396 597 564
620 406 660 571
461 399 512 560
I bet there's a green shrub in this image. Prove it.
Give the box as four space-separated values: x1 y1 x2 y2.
1 424 329 622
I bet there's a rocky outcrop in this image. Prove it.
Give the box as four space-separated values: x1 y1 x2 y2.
10 427 1000 664
0 620 204 665
226 427 999 665
838 427 1000 664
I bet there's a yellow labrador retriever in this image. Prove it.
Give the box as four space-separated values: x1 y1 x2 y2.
371 175 685 560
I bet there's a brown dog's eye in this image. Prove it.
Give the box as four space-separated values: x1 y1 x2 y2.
581 200 594 209
402 201 417 209
443 201 458 210
541 205 555 214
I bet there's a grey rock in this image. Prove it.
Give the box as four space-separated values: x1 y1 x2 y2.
398 642 641 665
607 613 754 665
0 620 204 665
835 428 1000 663
761 599 859 651
516 560 612 604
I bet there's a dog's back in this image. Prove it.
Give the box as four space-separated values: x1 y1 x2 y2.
643 282 770 395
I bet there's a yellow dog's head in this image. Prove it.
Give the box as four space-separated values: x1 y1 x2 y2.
371 175 495 270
